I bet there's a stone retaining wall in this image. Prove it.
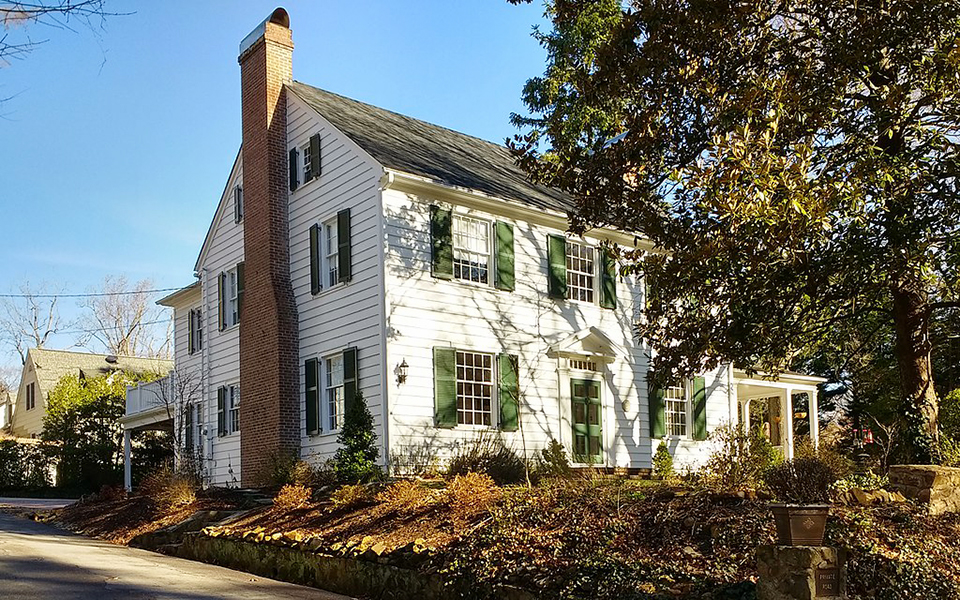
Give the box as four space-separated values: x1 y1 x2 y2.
889 465 960 515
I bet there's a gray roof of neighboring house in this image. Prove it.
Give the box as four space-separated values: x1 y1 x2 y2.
27 348 173 395
288 81 575 214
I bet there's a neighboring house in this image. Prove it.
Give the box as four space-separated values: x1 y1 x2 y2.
11 348 173 439
150 9 824 487
0 388 11 432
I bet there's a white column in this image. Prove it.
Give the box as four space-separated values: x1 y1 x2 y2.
809 388 820 450
123 429 132 492
784 387 794 460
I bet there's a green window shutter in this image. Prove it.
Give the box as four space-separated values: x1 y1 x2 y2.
600 250 617 309
185 403 194 449
217 387 226 437
309 133 322 179
343 346 358 414
309 224 320 294
236 262 245 323
338 208 352 282
692 376 708 441
217 272 226 331
289 148 299 191
433 346 457 428
547 234 567 299
430 205 453 279
648 378 665 438
188 309 195 354
494 221 515 291
498 353 519 431
305 358 320 435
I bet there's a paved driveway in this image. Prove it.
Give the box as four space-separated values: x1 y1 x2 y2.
0 497 77 510
0 511 351 599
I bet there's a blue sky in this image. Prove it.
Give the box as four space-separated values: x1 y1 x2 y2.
0 1 549 372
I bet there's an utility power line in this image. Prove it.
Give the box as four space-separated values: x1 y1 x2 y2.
0 287 182 299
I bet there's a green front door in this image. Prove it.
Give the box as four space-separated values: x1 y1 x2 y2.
571 379 602 463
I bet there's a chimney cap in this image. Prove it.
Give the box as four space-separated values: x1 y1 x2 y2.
239 7 290 57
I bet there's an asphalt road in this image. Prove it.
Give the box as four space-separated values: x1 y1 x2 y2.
0 511 352 600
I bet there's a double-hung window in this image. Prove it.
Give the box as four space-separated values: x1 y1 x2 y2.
324 217 339 287
228 386 240 434
188 308 203 354
452 215 491 284
326 354 345 430
663 383 689 438
566 240 595 303
226 268 240 327
455 350 494 426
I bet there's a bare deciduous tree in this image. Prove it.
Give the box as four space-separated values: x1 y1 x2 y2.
0 281 70 364
0 1 113 66
78 276 171 358
148 364 203 478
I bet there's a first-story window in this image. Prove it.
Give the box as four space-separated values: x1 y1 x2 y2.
453 214 490 284
456 350 494 426
326 354 345 430
228 386 240 434
664 383 689 437
566 240 595 303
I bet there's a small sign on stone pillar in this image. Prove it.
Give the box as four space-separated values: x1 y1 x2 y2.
757 545 847 600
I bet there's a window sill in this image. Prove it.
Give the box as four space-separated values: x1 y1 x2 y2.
311 281 347 298
221 323 239 333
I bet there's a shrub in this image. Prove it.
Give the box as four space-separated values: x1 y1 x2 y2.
795 436 854 478
830 472 889 497
701 423 782 491
940 388 960 438
652 440 674 480
764 457 839 503
940 433 960 467
330 483 375 509
140 466 197 512
446 472 500 523
390 440 442 477
334 390 382 483
0 440 51 489
447 433 526 485
257 451 319 488
274 483 312 510
532 439 571 481
376 480 437 514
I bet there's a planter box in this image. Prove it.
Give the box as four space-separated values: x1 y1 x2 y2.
770 504 829 546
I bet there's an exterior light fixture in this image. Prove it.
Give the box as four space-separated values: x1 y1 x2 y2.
397 359 409 385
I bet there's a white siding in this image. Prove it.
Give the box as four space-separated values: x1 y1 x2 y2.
381 188 650 472
197 158 244 486
287 94 387 465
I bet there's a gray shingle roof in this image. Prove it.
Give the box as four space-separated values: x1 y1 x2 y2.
288 81 574 214
28 348 173 396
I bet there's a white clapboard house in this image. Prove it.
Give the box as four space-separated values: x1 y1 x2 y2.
134 9 824 487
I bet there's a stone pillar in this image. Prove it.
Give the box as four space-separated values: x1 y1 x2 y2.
757 546 846 600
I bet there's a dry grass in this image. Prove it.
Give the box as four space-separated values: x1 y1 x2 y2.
274 484 312 510
376 480 439 514
139 468 197 513
446 472 500 525
330 484 374 509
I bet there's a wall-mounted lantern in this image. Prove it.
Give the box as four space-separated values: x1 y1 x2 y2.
397 359 409 385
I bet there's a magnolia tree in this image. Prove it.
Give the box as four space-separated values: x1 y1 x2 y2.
509 0 960 461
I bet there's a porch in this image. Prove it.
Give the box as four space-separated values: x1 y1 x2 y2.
733 369 826 460
120 377 174 490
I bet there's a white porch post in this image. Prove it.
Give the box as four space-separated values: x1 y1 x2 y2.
810 388 820 450
784 387 794 460
123 429 132 492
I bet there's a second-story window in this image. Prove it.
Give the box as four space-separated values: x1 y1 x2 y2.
227 267 240 327
324 217 339 287
565 240 595 303
453 214 491 284
188 308 203 354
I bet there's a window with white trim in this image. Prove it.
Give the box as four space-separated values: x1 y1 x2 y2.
664 383 689 437
323 217 339 288
189 308 203 354
301 142 313 184
566 240 595 302
226 267 240 327
456 350 493 426
228 385 240 434
326 354 345 430
453 214 491 284
192 403 203 450
25 382 36 410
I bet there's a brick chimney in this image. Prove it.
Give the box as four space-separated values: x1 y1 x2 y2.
237 8 300 485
